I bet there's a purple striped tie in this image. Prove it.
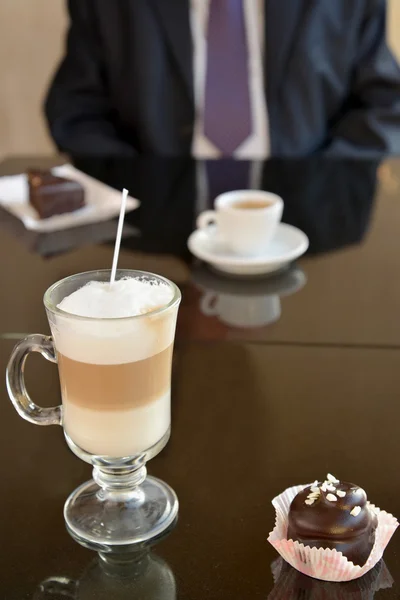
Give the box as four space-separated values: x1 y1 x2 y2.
204 0 252 155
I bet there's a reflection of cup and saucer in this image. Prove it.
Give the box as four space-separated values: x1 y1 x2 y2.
188 190 309 277
193 264 307 329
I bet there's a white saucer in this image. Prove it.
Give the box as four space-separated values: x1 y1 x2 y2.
188 223 309 276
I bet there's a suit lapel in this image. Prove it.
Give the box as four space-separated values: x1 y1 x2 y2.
265 0 305 105
149 0 194 102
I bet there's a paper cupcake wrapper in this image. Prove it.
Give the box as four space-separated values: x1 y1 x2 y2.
268 484 398 582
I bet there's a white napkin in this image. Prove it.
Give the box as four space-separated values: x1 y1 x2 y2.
0 164 139 232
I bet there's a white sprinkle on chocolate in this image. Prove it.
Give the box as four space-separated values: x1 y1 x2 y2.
310 486 320 494
350 506 362 517
326 493 338 502
312 480 318 487
321 483 328 492
337 490 346 498
327 473 340 484
307 491 320 499
305 499 316 505
325 484 336 492
353 488 363 495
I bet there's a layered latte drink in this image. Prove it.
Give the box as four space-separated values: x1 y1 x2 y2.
49 277 179 457
6 268 181 551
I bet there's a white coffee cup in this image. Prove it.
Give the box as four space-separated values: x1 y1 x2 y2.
197 190 284 257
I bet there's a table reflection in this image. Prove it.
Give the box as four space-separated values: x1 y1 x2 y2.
0 208 138 258
191 264 306 330
34 551 176 600
268 558 393 600
73 157 378 258
0 157 379 260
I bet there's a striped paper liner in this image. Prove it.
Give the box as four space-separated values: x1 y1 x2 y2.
268 484 398 582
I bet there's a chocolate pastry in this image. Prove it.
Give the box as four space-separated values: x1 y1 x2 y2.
28 169 85 219
287 474 378 567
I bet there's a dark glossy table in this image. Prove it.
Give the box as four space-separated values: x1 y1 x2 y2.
1 156 400 599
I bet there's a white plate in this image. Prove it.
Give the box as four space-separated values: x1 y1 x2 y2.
0 164 139 232
188 223 309 276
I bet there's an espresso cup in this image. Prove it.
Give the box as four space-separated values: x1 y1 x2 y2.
197 190 284 257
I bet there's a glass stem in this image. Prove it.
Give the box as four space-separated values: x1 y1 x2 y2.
93 464 147 501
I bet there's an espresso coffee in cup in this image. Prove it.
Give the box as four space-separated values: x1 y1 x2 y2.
234 199 274 210
197 190 284 256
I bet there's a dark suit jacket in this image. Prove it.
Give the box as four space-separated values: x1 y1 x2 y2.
45 0 400 157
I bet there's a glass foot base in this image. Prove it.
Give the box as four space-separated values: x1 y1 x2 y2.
64 475 179 554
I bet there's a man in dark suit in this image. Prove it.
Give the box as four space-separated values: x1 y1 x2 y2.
45 0 400 157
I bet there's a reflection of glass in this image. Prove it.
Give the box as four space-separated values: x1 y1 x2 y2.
194 265 306 329
6 270 181 553
33 577 78 600
33 551 176 600
268 557 393 600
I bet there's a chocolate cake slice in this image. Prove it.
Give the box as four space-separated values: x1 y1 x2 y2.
28 169 85 219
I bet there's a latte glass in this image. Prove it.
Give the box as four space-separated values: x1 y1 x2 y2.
6 269 181 553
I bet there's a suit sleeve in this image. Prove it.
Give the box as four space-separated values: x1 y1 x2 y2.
44 0 136 156
325 0 400 156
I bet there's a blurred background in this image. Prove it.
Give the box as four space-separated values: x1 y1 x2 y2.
0 0 399 159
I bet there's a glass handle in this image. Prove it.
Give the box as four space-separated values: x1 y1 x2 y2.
6 334 62 426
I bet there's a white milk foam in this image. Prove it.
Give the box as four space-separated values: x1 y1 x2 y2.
53 278 176 365
58 278 174 318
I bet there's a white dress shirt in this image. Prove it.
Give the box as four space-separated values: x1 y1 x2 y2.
190 0 270 159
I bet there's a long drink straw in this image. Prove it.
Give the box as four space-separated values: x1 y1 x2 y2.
110 188 128 286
